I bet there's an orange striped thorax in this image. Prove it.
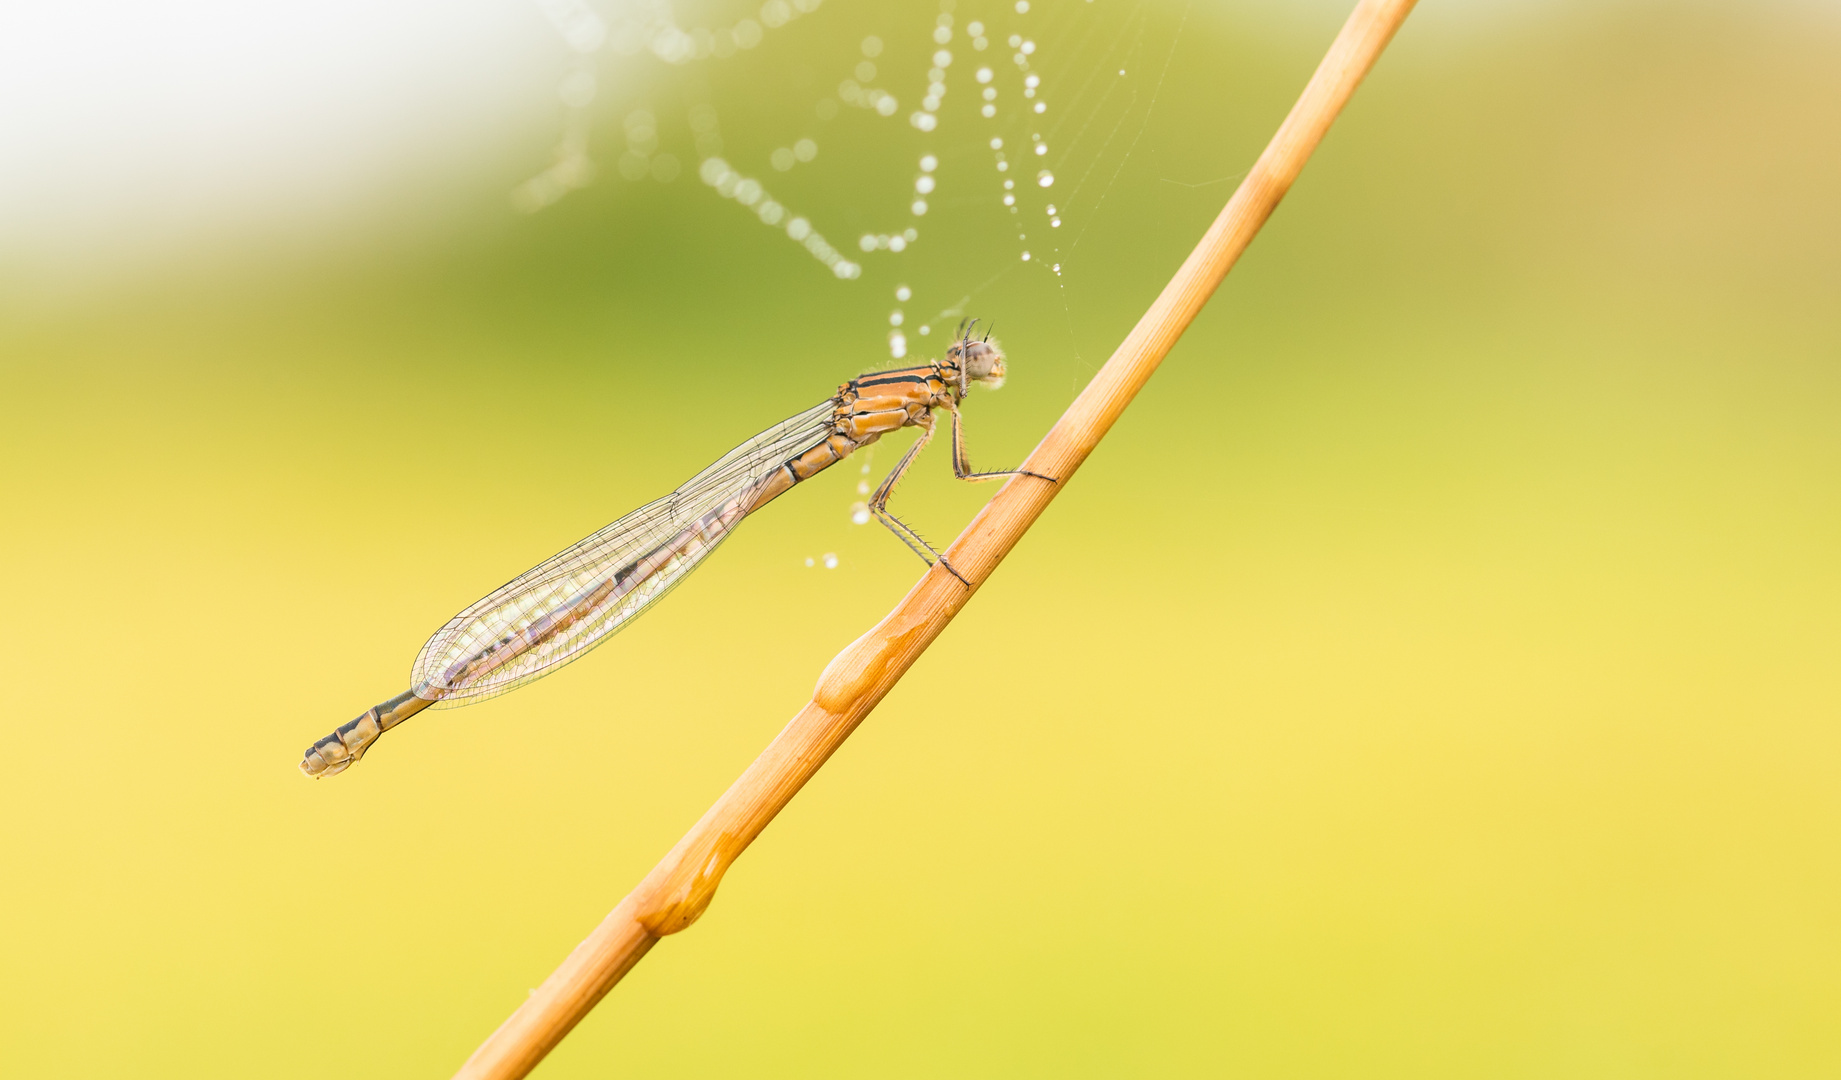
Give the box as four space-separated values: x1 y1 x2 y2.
780 339 1007 485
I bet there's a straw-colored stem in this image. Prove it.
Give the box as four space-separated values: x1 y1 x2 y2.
453 2 1416 1076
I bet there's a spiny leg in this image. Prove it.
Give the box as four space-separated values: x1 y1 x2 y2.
949 403 1057 484
869 413 971 586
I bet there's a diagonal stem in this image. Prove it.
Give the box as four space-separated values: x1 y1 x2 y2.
453 1 1418 1076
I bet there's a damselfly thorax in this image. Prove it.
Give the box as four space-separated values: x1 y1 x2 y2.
300 331 1048 778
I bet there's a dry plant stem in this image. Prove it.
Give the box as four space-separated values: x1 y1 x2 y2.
454 1 1416 1076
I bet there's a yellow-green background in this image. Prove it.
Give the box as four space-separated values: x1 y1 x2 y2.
4 1 1839 1075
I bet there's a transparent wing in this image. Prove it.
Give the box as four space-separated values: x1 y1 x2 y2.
410 399 836 706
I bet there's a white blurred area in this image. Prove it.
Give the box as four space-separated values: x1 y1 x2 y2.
0 1 563 289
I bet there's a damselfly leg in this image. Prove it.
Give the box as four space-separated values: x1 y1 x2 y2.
868 413 971 586
948 402 1058 485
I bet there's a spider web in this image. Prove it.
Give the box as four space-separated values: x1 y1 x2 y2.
513 0 1195 361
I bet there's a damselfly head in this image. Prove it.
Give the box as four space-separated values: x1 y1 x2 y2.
952 338 1007 391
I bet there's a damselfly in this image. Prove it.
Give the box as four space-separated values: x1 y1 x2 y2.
300 327 1051 777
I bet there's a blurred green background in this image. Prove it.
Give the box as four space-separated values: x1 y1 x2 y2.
3 0 1839 1076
